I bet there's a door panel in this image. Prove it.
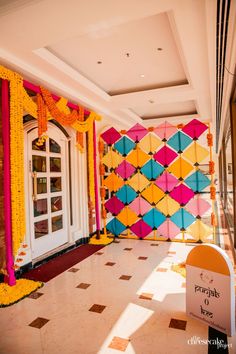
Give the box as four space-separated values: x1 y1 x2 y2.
28 126 69 259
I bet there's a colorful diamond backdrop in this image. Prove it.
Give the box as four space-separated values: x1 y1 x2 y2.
101 119 213 242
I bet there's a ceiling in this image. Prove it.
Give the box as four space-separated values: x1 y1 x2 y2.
0 0 217 131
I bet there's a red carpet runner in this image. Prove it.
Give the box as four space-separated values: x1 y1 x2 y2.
23 244 104 282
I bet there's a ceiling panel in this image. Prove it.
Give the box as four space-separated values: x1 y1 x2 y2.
48 12 187 95
131 100 197 119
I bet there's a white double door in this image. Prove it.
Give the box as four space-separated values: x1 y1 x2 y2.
27 126 69 259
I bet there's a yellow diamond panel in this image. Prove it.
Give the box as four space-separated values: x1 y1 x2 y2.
156 195 180 216
102 150 123 169
141 183 165 204
168 157 193 179
127 172 150 192
103 172 124 192
117 206 139 226
126 147 150 167
187 220 212 241
182 143 209 164
139 133 162 154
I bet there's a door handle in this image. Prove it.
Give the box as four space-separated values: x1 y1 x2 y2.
32 171 37 201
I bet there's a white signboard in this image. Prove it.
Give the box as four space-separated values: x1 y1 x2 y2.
186 244 235 336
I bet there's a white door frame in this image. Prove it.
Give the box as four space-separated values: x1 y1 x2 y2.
23 119 89 263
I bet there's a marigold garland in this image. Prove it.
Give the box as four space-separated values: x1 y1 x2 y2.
71 111 101 132
99 163 105 176
210 186 216 200
76 106 85 152
209 161 215 174
0 66 26 257
0 279 43 307
211 212 217 226
55 96 70 114
22 87 69 119
102 207 107 219
98 140 104 153
207 133 213 146
37 93 48 139
100 187 106 198
6 69 26 256
40 86 78 125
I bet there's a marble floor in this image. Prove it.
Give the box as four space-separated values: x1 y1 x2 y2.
0 239 235 354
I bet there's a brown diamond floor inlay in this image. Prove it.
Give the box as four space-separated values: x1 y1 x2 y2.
139 292 153 300
169 318 187 331
167 251 176 254
119 275 132 280
89 304 106 313
76 283 91 289
138 256 148 260
156 267 168 272
150 243 159 246
105 262 116 266
124 248 132 251
108 336 130 351
28 292 44 299
68 268 79 273
95 252 104 255
29 317 49 329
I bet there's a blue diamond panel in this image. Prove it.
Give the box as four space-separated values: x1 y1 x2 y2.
114 136 135 156
167 131 192 152
143 208 166 228
106 218 126 236
141 159 164 179
116 185 137 204
170 209 195 229
185 171 211 192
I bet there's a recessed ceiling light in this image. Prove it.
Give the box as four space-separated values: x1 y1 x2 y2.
97 61 102 64
157 47 163 51
140 74 145 78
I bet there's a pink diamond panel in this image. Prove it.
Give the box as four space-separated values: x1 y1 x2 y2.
126 123 148 142
155 171 179 192
129 196 151 216
154 121 177 140
169 184 195 205
158 220 180 238
185 198 211 217
182 119 208 139
101 127 121 145
130 219 152 238
153 146 178 166
116 160 136 179
105 196 125 215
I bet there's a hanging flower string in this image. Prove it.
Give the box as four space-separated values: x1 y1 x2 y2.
36 93 48 145
76 106 85 152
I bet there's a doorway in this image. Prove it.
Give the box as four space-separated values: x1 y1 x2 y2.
26 124 69 259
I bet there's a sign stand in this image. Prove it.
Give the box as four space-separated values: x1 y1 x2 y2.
186 244 235 336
